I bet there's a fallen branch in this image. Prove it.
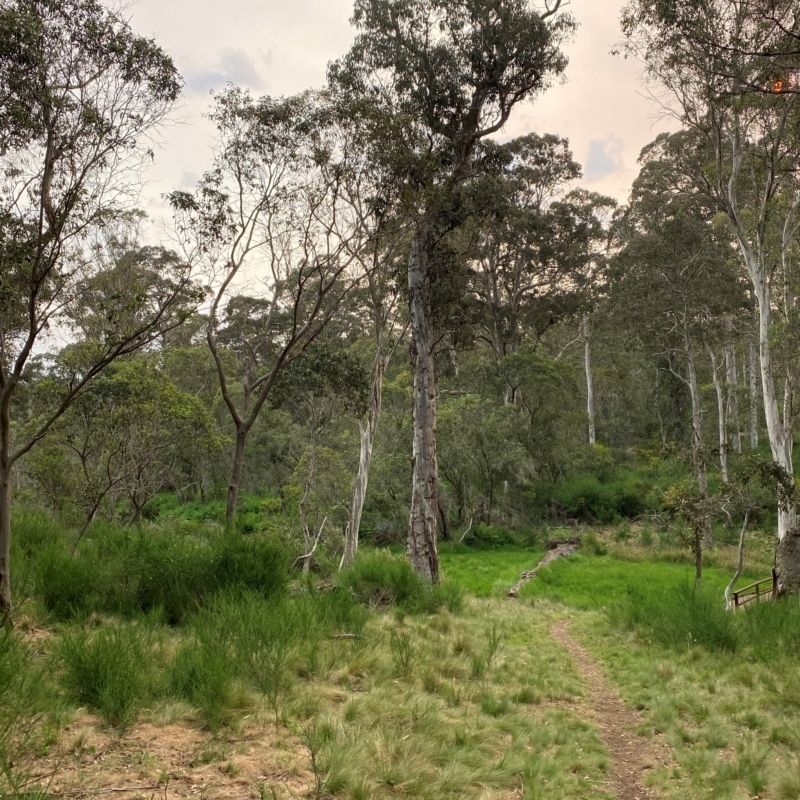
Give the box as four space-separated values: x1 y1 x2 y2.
508 540 580 598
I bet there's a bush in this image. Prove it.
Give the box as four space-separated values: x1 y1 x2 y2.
57 625 152 728
338 551 464 614
37 542 110 619
169 620 234 730
133 531 288 624
737 598 800 661
0 628 52 793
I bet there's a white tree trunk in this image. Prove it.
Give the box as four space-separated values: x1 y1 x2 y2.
725 331 741 455
685 330 712 549
407 233 440 582
753 279 796 540
749 336 759 449
583 314 596 446
341 358 384 568
709 348 729 483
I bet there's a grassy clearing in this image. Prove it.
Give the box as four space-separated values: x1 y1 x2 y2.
572 606 800 800
439 544 544 596
518 552 760 609
7 516 800 800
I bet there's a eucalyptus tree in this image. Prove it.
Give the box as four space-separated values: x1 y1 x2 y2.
170 88 370 530
329 0 575 581
621 0 800 589
273 343 368 570
610 136 748 548
25 357 218 532
341 219 410 567
469 134 615 405
0 0 190 623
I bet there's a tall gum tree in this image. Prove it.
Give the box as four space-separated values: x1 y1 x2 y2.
610 138 748 562
0 0 190 624
170 88 369 530
621 0 800 590
329 0 575 581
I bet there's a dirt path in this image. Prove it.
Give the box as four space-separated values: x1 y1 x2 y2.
550 620 660 800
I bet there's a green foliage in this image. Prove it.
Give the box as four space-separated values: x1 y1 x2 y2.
0 628 52 793
169 621 234 731
338 551 427 609
19 516 288 623
338 551 464 614
609 582 738 653
56 626 152 728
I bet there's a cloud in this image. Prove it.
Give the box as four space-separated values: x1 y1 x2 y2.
584 135 625 182
180 171 200 189
183 48 268 94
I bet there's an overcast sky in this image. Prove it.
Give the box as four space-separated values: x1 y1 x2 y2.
130 0 676 225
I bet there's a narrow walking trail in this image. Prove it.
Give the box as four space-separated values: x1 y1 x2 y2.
550 620 660 800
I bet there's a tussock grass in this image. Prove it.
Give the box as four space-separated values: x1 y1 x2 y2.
56 624 155 729
572 605 800 800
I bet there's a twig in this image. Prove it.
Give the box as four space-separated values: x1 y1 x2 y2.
59 783 165 797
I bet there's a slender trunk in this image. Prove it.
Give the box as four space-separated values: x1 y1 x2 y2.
754 281 796 541
226 427 248 531
0 469 10 626
708 349 729 483
583 314 596 446
0 393 12 625
407 233 440 583
725 510 750 611
749 336 759 449
685 333 712 549
694 529 703 586
724 330 741 455
438 499 450 542
300 440 317 574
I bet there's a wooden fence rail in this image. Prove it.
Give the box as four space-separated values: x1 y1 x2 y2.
731 569 778 610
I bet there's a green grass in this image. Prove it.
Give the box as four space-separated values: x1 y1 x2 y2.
439 545 544 596
517 553 761 608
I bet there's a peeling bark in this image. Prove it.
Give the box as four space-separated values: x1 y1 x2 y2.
407 233 440 583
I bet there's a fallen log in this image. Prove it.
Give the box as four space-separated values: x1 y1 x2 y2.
507 538 581 598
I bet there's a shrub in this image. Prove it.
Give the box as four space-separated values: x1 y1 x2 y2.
0 629 52 793
737 598 800 661
169 621 234 730
213 534 288 596
133 534 212 623
338 551 426 609
609 582 738 653
134 532 288 624
37 542 110 619
57 625 151 728
339 551 464 615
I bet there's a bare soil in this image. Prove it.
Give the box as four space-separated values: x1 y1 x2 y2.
550 620 664 800
26 716 312 800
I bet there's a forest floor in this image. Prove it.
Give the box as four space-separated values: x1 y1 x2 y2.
12 527 800 800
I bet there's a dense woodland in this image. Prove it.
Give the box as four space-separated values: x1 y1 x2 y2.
2 0 800 619
3 1 800 799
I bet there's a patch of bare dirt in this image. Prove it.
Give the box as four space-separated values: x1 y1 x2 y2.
26 716 312 800
550 620 663 800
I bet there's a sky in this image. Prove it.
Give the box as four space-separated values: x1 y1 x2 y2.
129 0 678 225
